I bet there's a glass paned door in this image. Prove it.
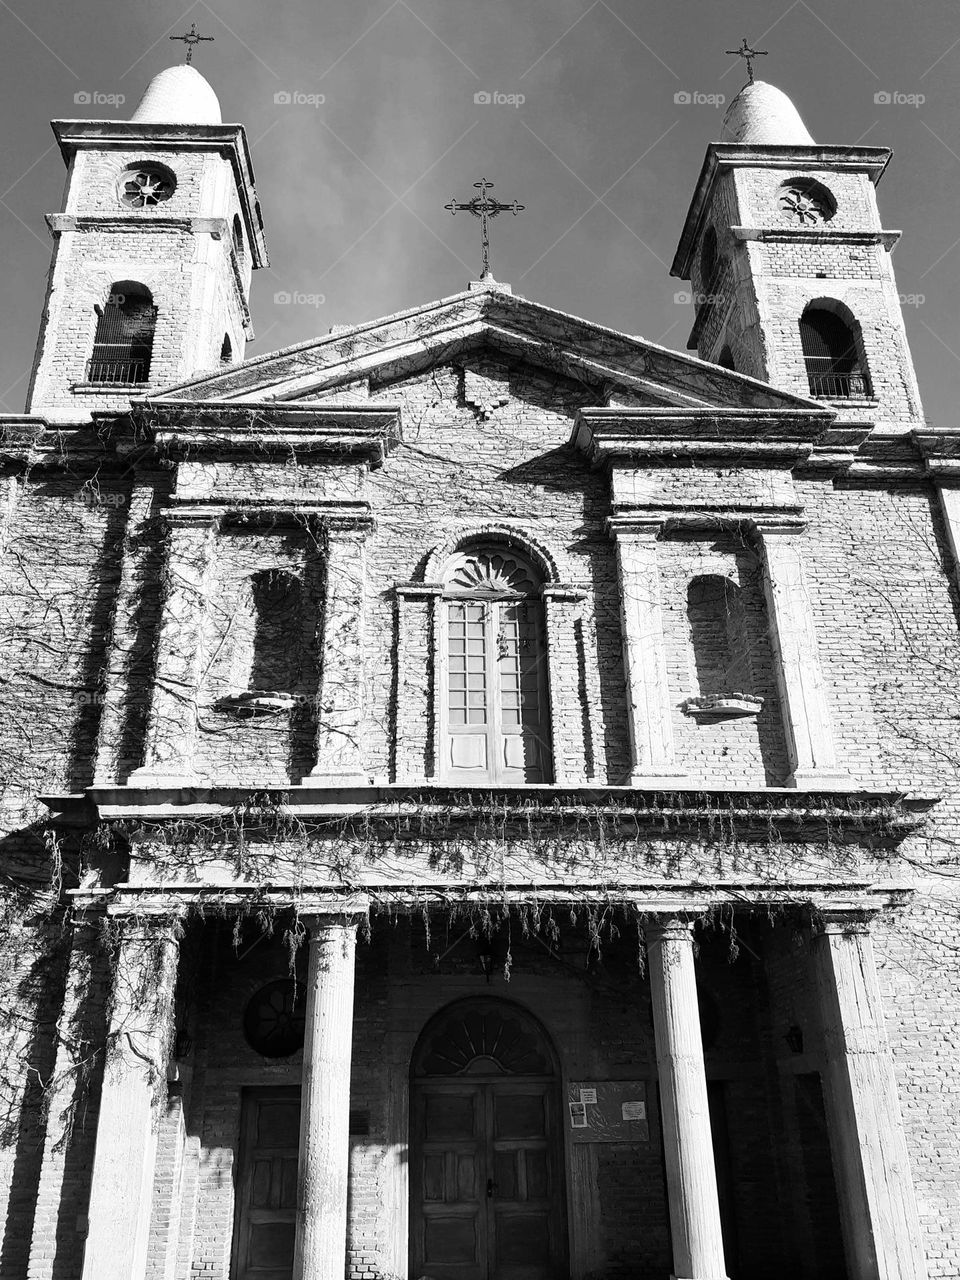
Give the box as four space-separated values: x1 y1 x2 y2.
444 598 550 783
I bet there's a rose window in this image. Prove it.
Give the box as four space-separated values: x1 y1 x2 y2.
778 180 834 225
120 167 175 208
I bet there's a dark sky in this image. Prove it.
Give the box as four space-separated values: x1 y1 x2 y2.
1 0 957 424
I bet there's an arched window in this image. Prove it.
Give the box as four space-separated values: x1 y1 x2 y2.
799 304 870 398
717 345 736 371
248 570 302 693
88 281 156 384
233 213 244 258
441 544 551 784
220 333 233 366
687 575 751 698
700 226 719 289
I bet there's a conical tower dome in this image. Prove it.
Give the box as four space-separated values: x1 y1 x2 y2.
720 79 814 145
130 64 222 125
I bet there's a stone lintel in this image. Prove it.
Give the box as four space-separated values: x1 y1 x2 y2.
163 500 375 534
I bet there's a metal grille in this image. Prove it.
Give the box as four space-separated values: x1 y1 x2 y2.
800 309 870 398
88 292 156 384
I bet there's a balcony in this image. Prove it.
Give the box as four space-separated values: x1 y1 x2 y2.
804 356 871 399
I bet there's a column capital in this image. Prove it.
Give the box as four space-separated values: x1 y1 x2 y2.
815 906 878 937
298 909 367 934
606 513 663 541
643 915 696 945
750 514 808 538
161 506 222 533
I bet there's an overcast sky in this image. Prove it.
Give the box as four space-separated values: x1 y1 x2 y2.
0 0 957 424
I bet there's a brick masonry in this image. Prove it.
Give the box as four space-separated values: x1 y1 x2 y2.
0 76 959 1280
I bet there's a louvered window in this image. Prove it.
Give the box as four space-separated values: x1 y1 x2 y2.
799 307 869 398
88 284 156 384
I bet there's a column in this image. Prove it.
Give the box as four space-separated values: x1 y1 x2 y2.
293 915 359 1280
814 912 928 1280
128 509 218 786
757 520 847 788
646 918 728 1280
81 917 180 1280
609 518 687 786
309 518 373 784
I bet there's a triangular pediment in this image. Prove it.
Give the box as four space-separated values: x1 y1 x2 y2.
154 285 822 414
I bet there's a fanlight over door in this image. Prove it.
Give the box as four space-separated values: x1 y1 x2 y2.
411 999 568 1280
441 547 551 784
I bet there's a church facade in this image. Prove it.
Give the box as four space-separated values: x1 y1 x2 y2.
1 57 959 1280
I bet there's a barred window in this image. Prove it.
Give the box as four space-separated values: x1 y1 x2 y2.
88 281 156 384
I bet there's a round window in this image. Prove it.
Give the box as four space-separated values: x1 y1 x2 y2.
777 178 835 225
119 164 176 208
243 979 306 1058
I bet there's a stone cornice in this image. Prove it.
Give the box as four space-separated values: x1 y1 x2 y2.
66 881 911 918
572 407 835 469
163 499 375 533
731 226 901 251
129 399 402 467
44 783 937 845
912 426 960 481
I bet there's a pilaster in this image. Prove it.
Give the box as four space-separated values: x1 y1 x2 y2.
814 911 928 1280
127 509 219 787
309 516 374 784
81 915 180 1280
755 519 847 788
609 518 687 786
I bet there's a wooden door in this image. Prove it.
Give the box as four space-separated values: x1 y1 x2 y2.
233 1088 300 1280
412 1079 565 1280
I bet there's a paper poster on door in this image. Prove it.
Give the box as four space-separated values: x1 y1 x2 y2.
567 1081 649 1142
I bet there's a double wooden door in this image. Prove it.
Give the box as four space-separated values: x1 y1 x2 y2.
411 1078 567 1280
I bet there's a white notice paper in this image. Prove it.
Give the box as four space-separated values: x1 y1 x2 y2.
621 1101 646 1121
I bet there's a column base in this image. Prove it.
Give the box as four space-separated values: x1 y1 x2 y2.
306 769 371 786
787 769 850 790
671 1274 730 1280
629 771 693 789
126 764 200 788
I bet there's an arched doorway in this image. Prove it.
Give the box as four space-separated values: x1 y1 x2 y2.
410 998 568 1280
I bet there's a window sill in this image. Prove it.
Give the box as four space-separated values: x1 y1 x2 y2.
71 382 149 393
811 395 879 407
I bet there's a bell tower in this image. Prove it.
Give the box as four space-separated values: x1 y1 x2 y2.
26 62 268 422
671 77 923 431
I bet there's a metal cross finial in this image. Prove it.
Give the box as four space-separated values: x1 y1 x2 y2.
445 179 525 281
726 36 768 84
170 22 214 65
